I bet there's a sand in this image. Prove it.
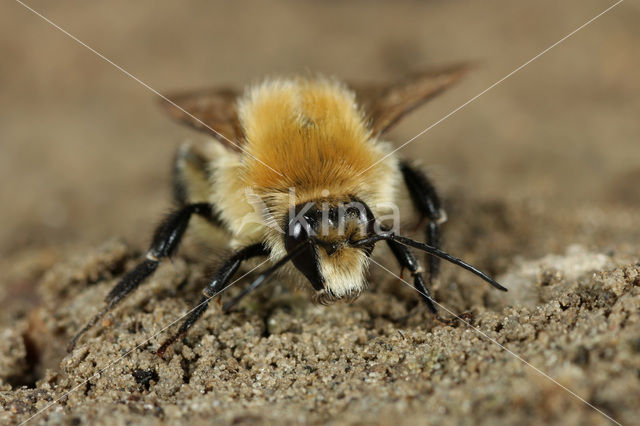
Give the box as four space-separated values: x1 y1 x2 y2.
1 1 639 425
1 198 638 425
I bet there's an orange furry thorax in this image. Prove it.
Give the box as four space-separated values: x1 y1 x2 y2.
237 78 388 198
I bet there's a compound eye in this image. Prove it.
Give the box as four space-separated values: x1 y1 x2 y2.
284 218 324 291
341 203 375 234
285 220 310 251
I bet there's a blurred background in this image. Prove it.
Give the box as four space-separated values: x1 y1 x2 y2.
1 0 638 256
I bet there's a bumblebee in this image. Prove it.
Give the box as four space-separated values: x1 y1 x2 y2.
69 65 506 356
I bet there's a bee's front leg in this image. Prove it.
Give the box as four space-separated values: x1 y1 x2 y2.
157 243 269 358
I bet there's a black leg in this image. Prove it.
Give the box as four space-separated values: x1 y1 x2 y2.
387 239 455 325
399 162 445 282
426 221 440 279
157 243 269 357
68 203 218 351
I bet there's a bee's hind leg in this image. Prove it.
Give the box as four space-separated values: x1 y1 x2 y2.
399 162 446 283
67 202 220 352
157 243 269 358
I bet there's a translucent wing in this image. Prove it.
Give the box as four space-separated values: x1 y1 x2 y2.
160 64 469 150
351 63 470 137
160 88 244 152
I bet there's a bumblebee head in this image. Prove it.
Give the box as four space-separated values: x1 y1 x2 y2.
278 196 505 303
283 197 376 299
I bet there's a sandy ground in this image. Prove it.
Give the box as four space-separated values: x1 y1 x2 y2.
1 1 639 425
